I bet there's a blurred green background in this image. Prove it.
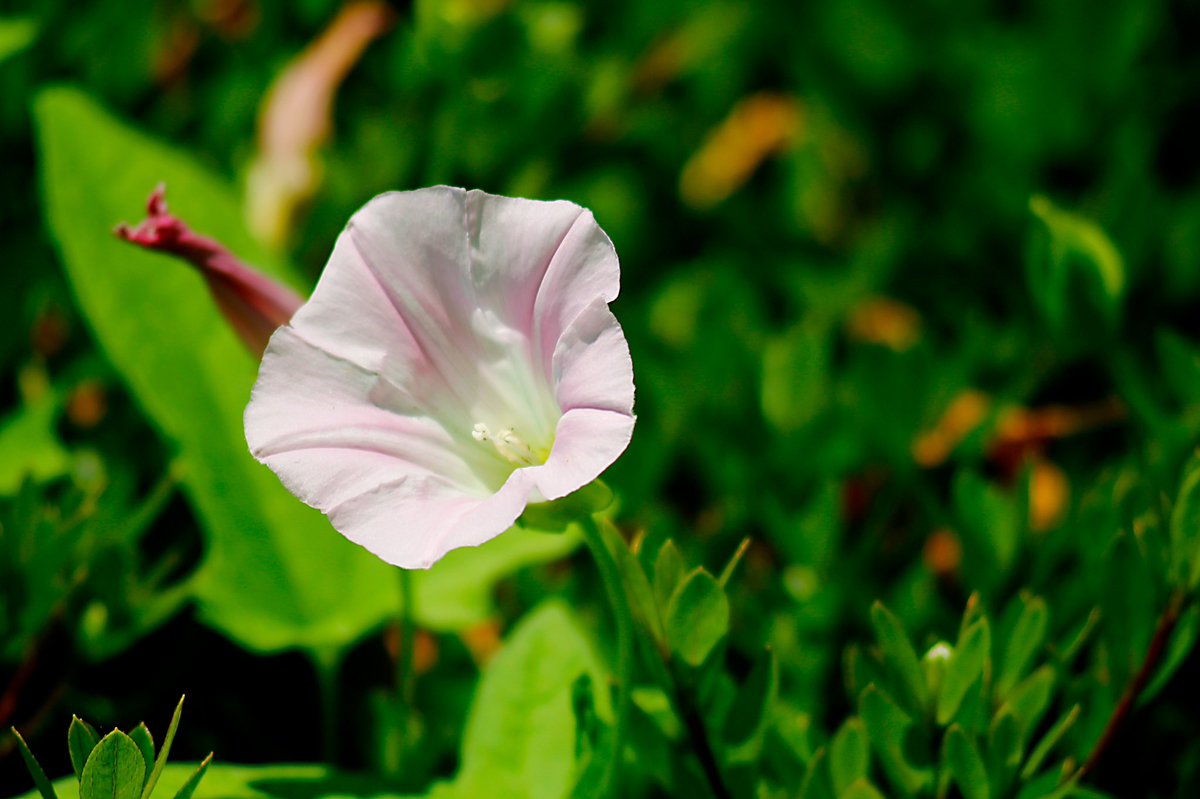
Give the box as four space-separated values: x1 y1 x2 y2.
3 0 1200 797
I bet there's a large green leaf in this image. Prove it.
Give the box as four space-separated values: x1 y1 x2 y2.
415 529 580 631
33 87 580 651
34 86 395 654
452 601 608 799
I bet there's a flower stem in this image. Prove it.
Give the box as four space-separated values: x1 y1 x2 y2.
398 569 417 702
394 569 417 773
672 678 735 799
312 648 341 764
579 515 634 797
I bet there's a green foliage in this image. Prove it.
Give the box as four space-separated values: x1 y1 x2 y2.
0 385 69 492
0 448 188 665
0 17 36 64
67 718 100 783
804 596 1100 799
665 568 730 667
15 765 333 799
451 602 607 799
12 698 208 799
1027 195 1127 339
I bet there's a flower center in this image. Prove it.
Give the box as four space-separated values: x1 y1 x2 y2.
471 423 548 467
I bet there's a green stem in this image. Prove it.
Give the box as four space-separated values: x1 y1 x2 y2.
579 515 634 798
671 679 735 799
398 569 416 705
394 569 417 775
312 648 341 765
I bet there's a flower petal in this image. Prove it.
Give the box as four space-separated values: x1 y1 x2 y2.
530 407 635 501
463 190 597 334
329 470 535 568
246 327 502 511
551 297 635 416
287 187 479 406
530 205 621 380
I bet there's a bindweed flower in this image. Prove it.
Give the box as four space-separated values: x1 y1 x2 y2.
244 187 636 568
116 185 305 356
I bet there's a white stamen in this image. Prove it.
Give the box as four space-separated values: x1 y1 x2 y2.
472 423 539 466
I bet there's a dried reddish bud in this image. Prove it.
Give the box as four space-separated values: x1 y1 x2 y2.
115 185 304 357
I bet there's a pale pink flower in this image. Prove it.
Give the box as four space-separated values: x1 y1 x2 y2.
244 187 635 568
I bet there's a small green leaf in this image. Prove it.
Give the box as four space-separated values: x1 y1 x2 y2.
631 687 681 740
997 594 1048 699
944 725 989 799
986 710 1022 797
516 481 613 531
12 727 59 799
1027 194 1125 332
869 602 928 715
127 724 154 788
828 718 869 796
1021 705 1080 780
841 778 887 799
1158 330 1200 405
141 696 184 799
718 537 751 588
1056 608 1100 669
858 685 933 795
1014 771 1069 799
601 525 663 645
723 647 778 753
953 474 1020 585
1141 603 1200 705
80 731 145 799
0 390 70 493
665 568 730 666
170 754 212 799
998 665 1055 740
761 320 830 433
937 617 990 725
798 747 834 799
0 16 36 63
69 717 102 783
774 706 817 770
653 540 686 610
1101 531 1157 683
1172 453 1200 589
